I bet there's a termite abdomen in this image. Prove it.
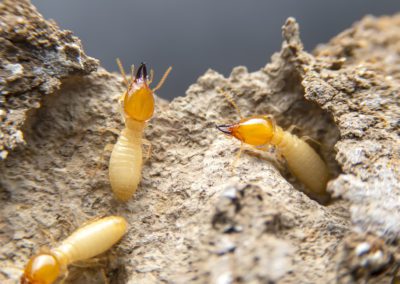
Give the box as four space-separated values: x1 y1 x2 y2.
21 216 128 284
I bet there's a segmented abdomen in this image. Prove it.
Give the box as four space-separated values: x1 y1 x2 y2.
278 131 329 195
52 216 127 264
109 127 143 201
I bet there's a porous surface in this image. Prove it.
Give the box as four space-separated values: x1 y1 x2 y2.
0 0 98 160
1 1 399 284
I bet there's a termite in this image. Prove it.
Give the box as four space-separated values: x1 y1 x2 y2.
109 60 172 201
20 215 128 284
216 89 330 195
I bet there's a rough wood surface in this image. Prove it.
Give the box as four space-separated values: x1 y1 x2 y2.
0 0 98 160
1 1 399 283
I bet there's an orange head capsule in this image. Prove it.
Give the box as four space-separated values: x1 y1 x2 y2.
119 61 172 122
124 63 154 122
216 116 275 146
21 253 61 284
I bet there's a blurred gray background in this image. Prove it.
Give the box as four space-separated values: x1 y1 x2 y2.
32 0 400 100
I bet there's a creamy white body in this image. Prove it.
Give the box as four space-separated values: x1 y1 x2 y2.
272 127 329 195
52 216 128 265
109 119 145 201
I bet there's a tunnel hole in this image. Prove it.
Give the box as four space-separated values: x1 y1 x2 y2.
225 68 342 204
269 72 341 204
22 76 90 146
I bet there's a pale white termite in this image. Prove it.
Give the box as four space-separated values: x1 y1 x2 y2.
109 60 172 201
20 216 128 284
216 90 330 195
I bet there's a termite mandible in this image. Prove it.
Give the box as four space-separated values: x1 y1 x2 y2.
216 89 330 195
109 60 172 201
21 216 128 284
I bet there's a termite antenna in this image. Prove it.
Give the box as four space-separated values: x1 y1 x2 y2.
216 88 243 119
116 58 130 88
153 66 172 92
265 114 277 133
148 69 154 84
130 64 135 82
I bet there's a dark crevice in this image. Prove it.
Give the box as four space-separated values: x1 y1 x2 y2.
277 76 341 204
233 66 342 205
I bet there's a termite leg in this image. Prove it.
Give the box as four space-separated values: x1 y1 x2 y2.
70 255 105 269
59 269 69 284
103 143 115 157
286 124 301 134
301 135 320 145
91 143 114 178
118 92 127 123
118 93 125 105
142 139 152 161
97 127 121 136
301 135 331 154
300 136 323 151
274 149 285 161
253 144 273 152
230 142 244 172
39 228 56 246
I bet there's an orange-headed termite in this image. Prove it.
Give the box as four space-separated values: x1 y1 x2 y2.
109 60 172 201
20 216 128 284
216 89 330 195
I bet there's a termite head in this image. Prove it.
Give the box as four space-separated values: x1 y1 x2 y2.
21 253 61 284
118 60 172 122
216 116 275 146
123 63 154 122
